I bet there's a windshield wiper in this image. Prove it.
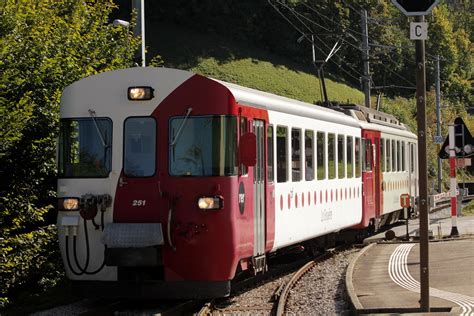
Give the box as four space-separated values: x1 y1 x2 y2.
170 107 193 147
88 109 108 148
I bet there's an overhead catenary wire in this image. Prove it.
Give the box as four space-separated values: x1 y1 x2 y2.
268 0 364 85
269 0 418 95
278 0 415 90
272 0 367 80
302 1 441 66
300 0 423 69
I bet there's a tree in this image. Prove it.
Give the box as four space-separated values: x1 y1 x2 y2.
0 0 140 307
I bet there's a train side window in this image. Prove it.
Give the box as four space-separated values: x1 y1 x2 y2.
240 117 248 176
355 137 361 178
386 139 391 172
267 125 274 182
397 140 401 171
410 143 415 173
391 140 396 172
305 130 315 181
317 132 326 180
337 134 345 179
402 141 406 171
124 117 156 177
277 126 288 183
347 136 354 178
291 128 302 182
363 139 373 172
328 133 336 179
380 138 385 172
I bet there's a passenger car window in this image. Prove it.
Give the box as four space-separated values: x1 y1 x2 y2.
337 134 345 179
267 125 274 182
305 130 314 181
317 132 326 180
380 138 385 172
277 126 288 183
347 136 354 178
292 128 302 182
328 133 336 179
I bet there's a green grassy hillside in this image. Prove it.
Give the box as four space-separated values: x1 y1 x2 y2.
147 22 365 105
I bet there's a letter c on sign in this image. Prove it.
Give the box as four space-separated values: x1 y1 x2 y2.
415 25 422 37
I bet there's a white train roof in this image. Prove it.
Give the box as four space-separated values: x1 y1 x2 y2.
214 79 360 128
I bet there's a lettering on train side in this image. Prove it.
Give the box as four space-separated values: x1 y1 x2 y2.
238 182 245 214
321 209 333 222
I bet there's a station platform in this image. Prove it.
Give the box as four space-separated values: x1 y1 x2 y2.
346 213 474 314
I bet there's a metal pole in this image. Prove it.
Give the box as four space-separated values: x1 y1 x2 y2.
319 66 329 106
415 15 430 313
449 124 460 236
436 55 442 192
133 0 146 67
361 9 371 108
404 207 409 241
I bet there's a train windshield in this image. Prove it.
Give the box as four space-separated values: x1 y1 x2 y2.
58 118 112 178
169 115 238 176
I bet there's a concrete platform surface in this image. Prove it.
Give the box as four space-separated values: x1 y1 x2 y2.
347 214 474 314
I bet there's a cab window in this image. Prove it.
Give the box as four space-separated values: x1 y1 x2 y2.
124 117 156 177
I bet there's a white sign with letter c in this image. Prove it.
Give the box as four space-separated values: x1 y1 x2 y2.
410 22 428 40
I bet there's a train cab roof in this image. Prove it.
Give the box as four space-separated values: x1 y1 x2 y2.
215 79 360 128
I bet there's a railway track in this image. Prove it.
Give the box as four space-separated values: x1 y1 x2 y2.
274 248 343 316
196 246 353 316
195 251 315 315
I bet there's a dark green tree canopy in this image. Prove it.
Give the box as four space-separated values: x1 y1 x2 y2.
0 0 140 307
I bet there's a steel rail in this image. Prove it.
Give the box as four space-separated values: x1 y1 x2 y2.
275 250 335 316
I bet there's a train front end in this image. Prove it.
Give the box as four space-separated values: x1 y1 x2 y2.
56 67 249 298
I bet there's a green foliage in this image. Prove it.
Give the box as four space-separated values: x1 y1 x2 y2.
192 58 364 105
0 0 142 307
463 200 474 216
0 225 62 309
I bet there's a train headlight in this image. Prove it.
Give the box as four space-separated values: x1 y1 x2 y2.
197 196 224 210
128 86 154 100
58 198 80 211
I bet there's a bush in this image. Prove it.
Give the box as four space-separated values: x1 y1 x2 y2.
0 225 62 308
0 0 144 308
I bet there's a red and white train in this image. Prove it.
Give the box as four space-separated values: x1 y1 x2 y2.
56 67 418 298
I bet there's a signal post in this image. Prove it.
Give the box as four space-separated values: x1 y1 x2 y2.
391 0 440 312
448 125 460 236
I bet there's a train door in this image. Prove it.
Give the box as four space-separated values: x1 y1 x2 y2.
361 130 381 228
114 117 160 222
252 119 266 273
